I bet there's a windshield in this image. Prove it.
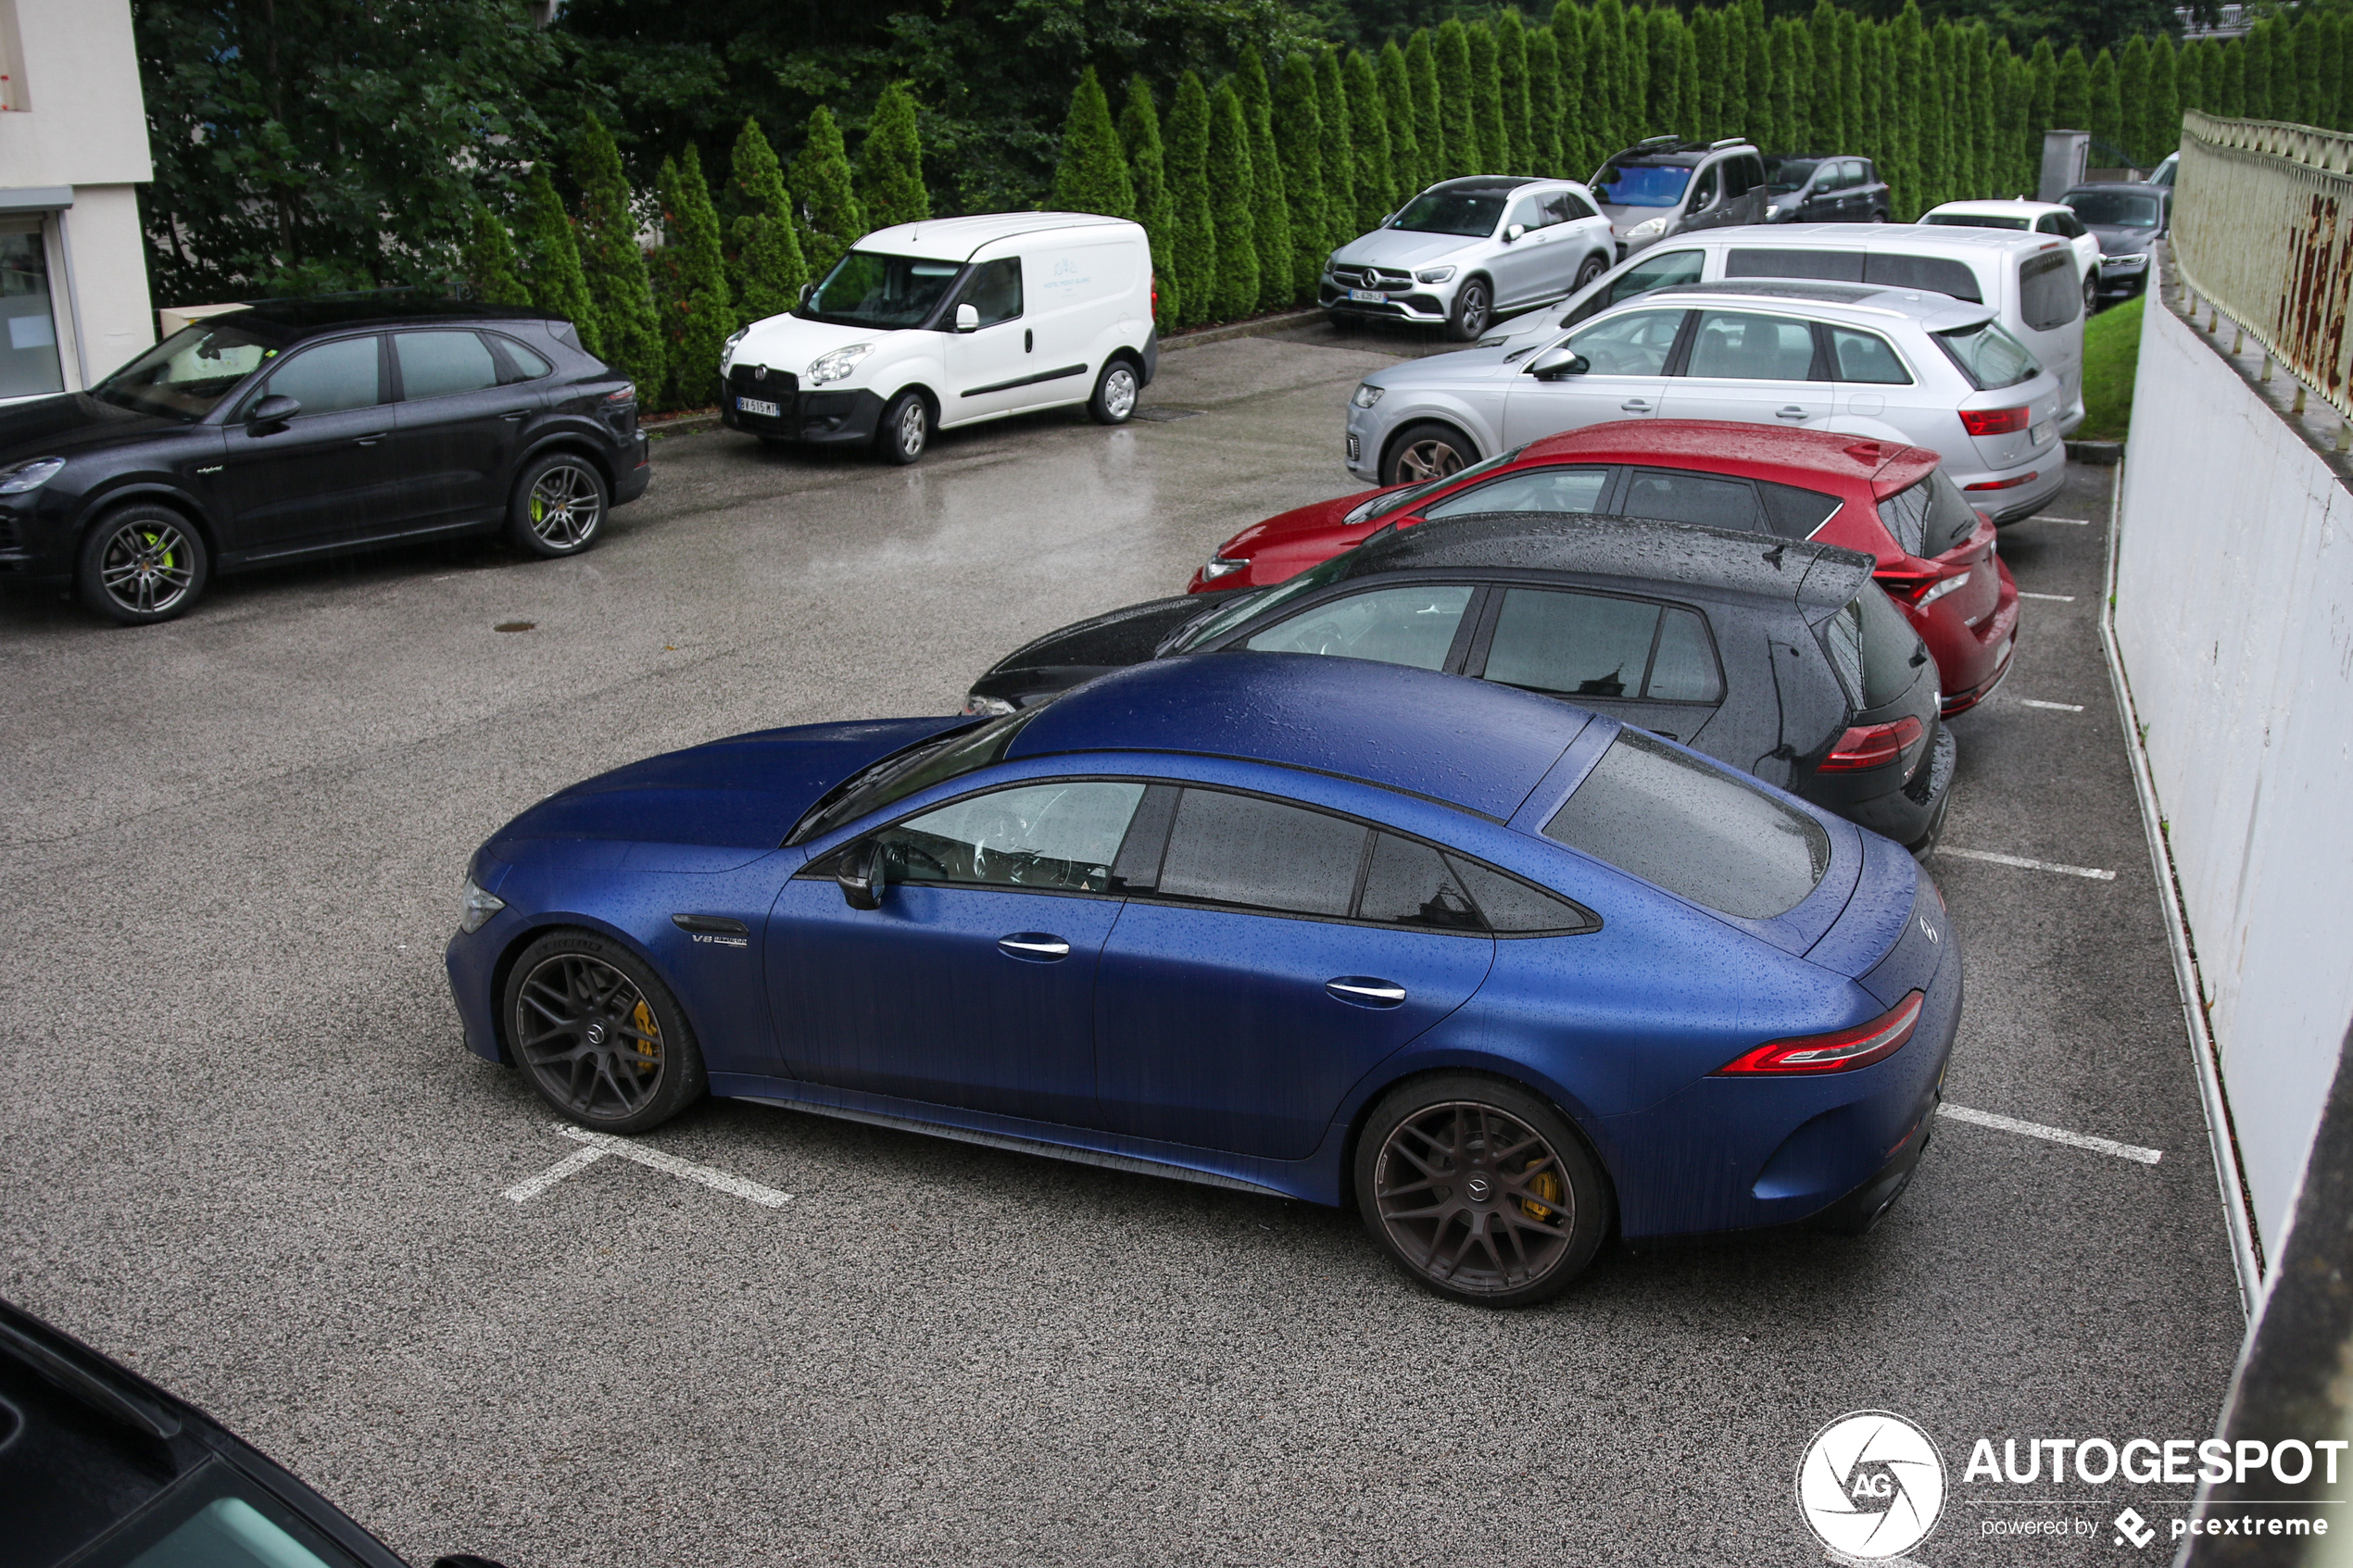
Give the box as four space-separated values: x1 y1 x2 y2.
1165 550 1363 652
88 320 278 421
1923 211 2031 232
1593 163 1693 208
1389 191 1505 238
2065 192 2160 228
74 1459 363 1568
803 251 965 329
1343 443 1531 523
792 709 1043 843
1934 320 2041 390
1767 159 1820 194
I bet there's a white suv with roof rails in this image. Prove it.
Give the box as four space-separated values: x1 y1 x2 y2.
1341 279 2068 521
1480 221 2090 435
719 212 1157 464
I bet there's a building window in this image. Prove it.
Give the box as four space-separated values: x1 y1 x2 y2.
0 220 65 399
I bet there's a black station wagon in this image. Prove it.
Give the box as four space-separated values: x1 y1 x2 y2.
0 297 648 625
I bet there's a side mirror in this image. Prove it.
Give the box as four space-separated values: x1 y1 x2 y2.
1529 345 1590 381
954 302 979 333
246 394 300 430
837 839 886 909
1505 223 1527 243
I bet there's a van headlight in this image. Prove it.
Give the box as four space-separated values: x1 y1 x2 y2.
807 344 874 384
1626 217 1667 240
1351 383 1385 409
459 874 505 935
1416 266 1456 284
720 326 748 371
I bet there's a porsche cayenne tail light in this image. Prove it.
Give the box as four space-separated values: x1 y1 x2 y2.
605 384 636 404
1959 406 2030 436
1819 714 1925 771
1716 991 1925 1075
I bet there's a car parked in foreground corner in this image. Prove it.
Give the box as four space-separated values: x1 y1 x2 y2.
0 297 647 625
1343 279 2067 523
1762 156 1892 224
1920 198 2103 314
1320 175 1617 341
450 654 1959 1306
1590 135 1768 257
970 511 1955 852
719 212 1157 463
1189 420 2019 716
3 1295 505 1568
2059 182 2169 301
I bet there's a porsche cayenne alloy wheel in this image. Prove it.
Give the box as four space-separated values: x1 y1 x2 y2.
1358 1077 1609 1306
506 932 706 1133
78 506 210 626
509 454 608 558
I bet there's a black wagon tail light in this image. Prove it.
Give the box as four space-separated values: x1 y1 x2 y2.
1819 714 1925 772
1716 991 1925 1075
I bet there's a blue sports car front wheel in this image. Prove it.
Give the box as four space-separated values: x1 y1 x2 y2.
505 931 709 1135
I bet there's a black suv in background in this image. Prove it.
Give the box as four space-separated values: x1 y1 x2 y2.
0 297 648 625
2060 182 2169 302
1764 156 1893 224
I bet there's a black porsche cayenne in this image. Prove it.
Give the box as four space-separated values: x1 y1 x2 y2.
0 297 649 625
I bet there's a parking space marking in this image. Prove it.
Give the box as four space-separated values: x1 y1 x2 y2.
2017 698 2086 711
2019 591 2077 602
2029 516 2094 525
504 1124 794 1208
1938 846 2119 880
1940 1104 2163 1164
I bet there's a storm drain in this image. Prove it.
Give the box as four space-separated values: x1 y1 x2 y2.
1130 407 1205 422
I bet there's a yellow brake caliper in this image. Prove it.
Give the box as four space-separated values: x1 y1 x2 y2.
631 999 660 1073
1519 1164 1563 1223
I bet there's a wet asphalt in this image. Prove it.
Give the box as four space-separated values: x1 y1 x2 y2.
0 322 2246 1566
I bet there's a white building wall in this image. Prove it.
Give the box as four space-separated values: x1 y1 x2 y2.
2113 286 2353 1256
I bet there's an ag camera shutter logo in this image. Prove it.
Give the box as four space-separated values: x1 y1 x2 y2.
1796 1411 1947 1560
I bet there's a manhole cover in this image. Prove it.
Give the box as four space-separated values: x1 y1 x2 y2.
1131 407 1205 422
495 621 535 633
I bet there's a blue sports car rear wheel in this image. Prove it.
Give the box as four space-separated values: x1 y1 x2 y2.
505 932 706 1134
1358 1077 1610 1307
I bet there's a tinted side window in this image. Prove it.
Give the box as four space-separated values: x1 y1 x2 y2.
1862 252 1982 302
1243 583 1475 671
878 781 1144 893
1876 470 1979 558
1423 465 1609 520
1689 163 1719 208
1685 311 1818 381
261 336 384 416
1156 790 1367 917
1725 247 1866 283
1508 193 1549 232
962 257 1023 328
1848 160 1872 187
1358 834 1482 930
1620 469 1767 532
1544 728 1830 920
1591 249 1703 316
1484 589 1660 699
490 334 554 382
395 331 501 400
2019 250 2080 331
1827 325 1912 384
1758 480 1844 540
1549 190 1597 221
1564 307 1685 375
1447 856 1598 933
1647 608 1723 701
1818 590 1923 709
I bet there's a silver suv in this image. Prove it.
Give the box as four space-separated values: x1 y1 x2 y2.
1592 136 1768 258
1321 176 1617 342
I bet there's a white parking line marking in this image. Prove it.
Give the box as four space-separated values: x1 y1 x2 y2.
553 1123 794 1207
2017 698 2086 711
1938 846 2119 880
2030 516 2094 525
503 1144 608 1203
1940 1104 2163 1164
2019 591 2076 602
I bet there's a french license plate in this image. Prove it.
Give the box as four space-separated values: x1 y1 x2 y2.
1348 288 1385 303
2030 420 2051 445
736 395 781 418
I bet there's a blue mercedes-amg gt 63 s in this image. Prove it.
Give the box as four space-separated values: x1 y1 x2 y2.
447 655 1958 1306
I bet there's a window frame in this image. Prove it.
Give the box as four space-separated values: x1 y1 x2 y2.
1417 462 1617 522
797 773 1152 904
1668 307 1832 383
232 331 389 420
1463 582 1728 708
1215 577 1490 675
955 255 1026 330
388 328 507 403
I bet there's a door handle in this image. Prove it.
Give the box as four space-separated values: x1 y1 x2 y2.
1326 976 1407 1009
998 933 1071 961
355 433 387 445
502 411 528 421
1620 398 1651 412
1775 406 1810 420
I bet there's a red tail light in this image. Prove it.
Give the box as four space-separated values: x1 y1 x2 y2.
1819 714 1925 771
605 384 635 404
1963 470 2037 492
1959 406 2030 436
1716 991 1925 1075
1875 567 1972 608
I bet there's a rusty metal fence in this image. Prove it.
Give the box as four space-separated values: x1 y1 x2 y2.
2174 110 2353 421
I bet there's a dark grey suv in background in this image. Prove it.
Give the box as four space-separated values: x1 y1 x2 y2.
1764 156 1893 224
0 297 648 625
1591 136 1769 258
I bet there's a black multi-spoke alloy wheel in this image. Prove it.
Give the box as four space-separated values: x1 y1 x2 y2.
508 451 609 558
877 390 929 465
1445 278 1492 343
1088 358 1139 425
77 504 210 626
1381 421 1477 487
1355 1076 1610 1307
504 931 707 1134
1573 252 1610 291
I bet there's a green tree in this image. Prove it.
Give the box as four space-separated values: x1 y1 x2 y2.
655 144 730 409
2090 48 2123 160
517 167 599 355
1437 20 1476 178
2293 15 2322 128
1675 14 1700 144
1840 10 1867 161
2244 21 2273 120
2027 37 2058 174
1051 68 1135 219
2143 36 2180 168
1767 19 1796 155
2055 44 2091 133
464 203 530 307
574 113 666 395
2119 36 2152 165
1207 81 1260 319
1498 10 1533 174
1746 8 1776 154
791 105 867 283
1551 5 1590 176
1469 21 1507 173
1994 39 2030 199
1119 75 1179 332
1692 6 1726 144
1588 0 1627 151
1646 7 1684 143
1890 2 1926 217
1379 42 1424 200
1277 52 1328 298
1809 2 1843 154
725 117 808 325
1408 29 1446 191
1926 20 1956 208
1526 27 1562 178
1317 49 1357 251
1718 3 1752 144
1620 0 1650 140
1345 50 1394 231
1237 49 1293 316
860 81 930 231
1967 25 1995 201
2214 36 2245 119
1166 71 1219 329
2178 38 2208 119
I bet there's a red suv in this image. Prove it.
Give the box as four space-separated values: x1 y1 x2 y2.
1189 420 2020 715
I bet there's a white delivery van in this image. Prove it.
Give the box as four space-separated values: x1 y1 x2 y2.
1491 221 2090 433
719 212 1158 463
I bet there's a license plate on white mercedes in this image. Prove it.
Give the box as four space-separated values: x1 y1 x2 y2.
2030 420 2051 445
736 395 781 418
1348 289 1384 303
